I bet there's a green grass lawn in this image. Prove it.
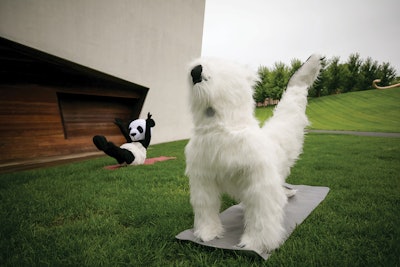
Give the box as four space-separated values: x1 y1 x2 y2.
256 87 400 132
1 89 399 266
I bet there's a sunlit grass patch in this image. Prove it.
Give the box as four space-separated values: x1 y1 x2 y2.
256 87 400 132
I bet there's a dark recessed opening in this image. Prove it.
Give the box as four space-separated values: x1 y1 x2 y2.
57 93 139 139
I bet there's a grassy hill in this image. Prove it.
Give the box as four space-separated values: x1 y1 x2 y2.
256 88 400 132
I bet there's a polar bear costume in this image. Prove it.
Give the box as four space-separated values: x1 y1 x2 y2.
185 55 322 254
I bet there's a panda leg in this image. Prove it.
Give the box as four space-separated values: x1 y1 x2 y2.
93 135 135 164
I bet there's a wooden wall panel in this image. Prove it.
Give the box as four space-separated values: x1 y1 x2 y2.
0 84 139 166
58 93 138 138
0 37 148 172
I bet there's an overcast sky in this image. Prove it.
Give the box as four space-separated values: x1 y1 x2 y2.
201 0 400 74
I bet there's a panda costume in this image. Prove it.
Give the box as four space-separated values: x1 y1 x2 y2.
93 112 155 166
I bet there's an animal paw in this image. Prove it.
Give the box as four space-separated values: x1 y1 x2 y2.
287 54 322 88
238 232 281 254
237 236 263 254
283 185 297 198
146 112 155 127
194 224 224 242
93 135 108 151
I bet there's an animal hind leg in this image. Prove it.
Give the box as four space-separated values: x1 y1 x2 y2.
93 135 135 164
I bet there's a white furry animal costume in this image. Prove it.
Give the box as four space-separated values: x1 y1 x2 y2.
185 55 322 253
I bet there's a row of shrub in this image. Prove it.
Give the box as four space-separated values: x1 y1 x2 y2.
254 53 398 102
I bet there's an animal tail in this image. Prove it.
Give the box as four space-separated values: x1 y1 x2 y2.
262 54 322 177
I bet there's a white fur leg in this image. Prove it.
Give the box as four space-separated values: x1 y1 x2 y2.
190 178 224 242
238 182 287 253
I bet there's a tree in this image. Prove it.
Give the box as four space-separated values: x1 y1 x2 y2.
289 58 302 77
254 66 270 103
268 62 289 99
343 53 362 92
324 57 345 94
376 62 397 86
357 57 379 90
309 57 328 97
254 62 291 103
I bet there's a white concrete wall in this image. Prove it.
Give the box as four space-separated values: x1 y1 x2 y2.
0 0 205 144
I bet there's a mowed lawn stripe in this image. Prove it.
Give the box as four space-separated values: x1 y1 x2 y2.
306 88 400 132
256 87 400 132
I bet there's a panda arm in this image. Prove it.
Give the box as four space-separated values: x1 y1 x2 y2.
114 118 132 143
140 121 152 149
140 113 155 149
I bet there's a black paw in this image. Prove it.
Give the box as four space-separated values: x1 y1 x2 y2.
146 112 155 127
93 135 108 151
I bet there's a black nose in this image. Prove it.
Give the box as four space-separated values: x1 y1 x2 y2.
191 65 203 84
131 133 136 137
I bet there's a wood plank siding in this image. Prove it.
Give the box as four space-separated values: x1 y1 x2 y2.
0 37 148 172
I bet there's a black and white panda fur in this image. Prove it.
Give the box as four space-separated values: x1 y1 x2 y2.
93 112 155 165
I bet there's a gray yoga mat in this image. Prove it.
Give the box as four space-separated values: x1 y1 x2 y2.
176 184 330 260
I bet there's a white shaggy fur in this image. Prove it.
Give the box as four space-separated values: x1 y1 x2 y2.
185 55 322 253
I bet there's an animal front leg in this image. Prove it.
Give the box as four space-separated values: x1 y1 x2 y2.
190 178 224 242
238 182 287 253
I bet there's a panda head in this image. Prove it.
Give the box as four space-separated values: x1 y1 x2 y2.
128 119 147 142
